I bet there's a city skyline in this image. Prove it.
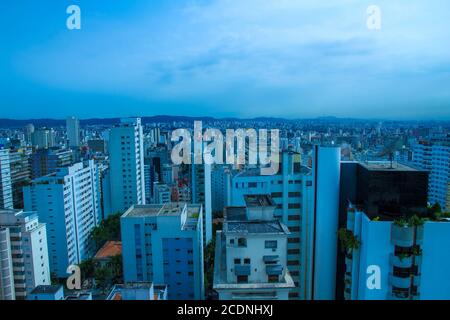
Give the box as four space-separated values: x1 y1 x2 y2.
1 1 450 120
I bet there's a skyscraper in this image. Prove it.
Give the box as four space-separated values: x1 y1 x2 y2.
108 118 146 214
121 203 204 300
23 161 101 278
66 116 80 147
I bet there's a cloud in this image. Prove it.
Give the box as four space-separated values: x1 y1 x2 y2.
5 0 450 118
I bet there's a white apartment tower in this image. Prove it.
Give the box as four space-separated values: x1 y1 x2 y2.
108 118 146 214
0 209 51 300
214 195 295 300
0 149 13 209
23 161 101 278
413 140 450 211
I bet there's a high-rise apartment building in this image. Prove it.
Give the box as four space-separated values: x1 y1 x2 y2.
412 140 450 211
24 124 35 146
31 128 55 149
152 183 171 204
108 118 146 214
191 162 212 245
211 165 231 215
0 149 13 209
31 147 73 179
214 195 295 300
0 227 15 299
23 161 101 278
121 203 204 300
66 116 80 147
0 209 51 300
9 148 32 209
229 150 313 299
338 161 430 300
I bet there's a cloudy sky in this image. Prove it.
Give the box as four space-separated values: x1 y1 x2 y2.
1 0 449 119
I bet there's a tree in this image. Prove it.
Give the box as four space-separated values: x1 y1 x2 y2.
78 258 96 280
90 213 122 251
338 228 360 256
94 266 113 291
109 254 123 284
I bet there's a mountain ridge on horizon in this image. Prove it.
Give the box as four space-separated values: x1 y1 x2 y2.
0 115 447 128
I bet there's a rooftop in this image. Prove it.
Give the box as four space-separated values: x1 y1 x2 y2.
94 241 122 260
122 203 202 230
123 203 190 217
226 220 288 234
244 194 276 207
30 285 63 295
359 161 420 172
223 206 289 235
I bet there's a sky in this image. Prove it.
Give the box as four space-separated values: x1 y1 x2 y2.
0 0 449 120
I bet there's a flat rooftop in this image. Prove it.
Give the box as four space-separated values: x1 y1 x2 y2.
226 220 287 234
31 285 62 295
244 194 276 207
123 203 199 218
223 207 289 235
359 161 420 172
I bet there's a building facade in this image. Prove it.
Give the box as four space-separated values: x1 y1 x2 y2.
121 203 204 300
0 149 13 209
214 195 295 300
412 140 450 211
0 209 51 300
229 150 313 299
23 161 101 278
108 118 146 214
66 116 80 148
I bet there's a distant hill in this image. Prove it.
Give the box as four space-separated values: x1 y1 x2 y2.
0 115 446 128
0 115 290 128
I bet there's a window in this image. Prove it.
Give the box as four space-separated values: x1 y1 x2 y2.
288 215 300 221
288 192 301 197
265 240 277 249
248 182 257 188
271 192 282 198
244 258 251 265
237 275 248 283
234 258 241 264
288 203 301 209
268 275 279 283
237 238 247 247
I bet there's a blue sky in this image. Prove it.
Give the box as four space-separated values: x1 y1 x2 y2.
1 0 449 120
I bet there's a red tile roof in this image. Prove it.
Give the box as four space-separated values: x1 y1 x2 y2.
94 241 122 259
